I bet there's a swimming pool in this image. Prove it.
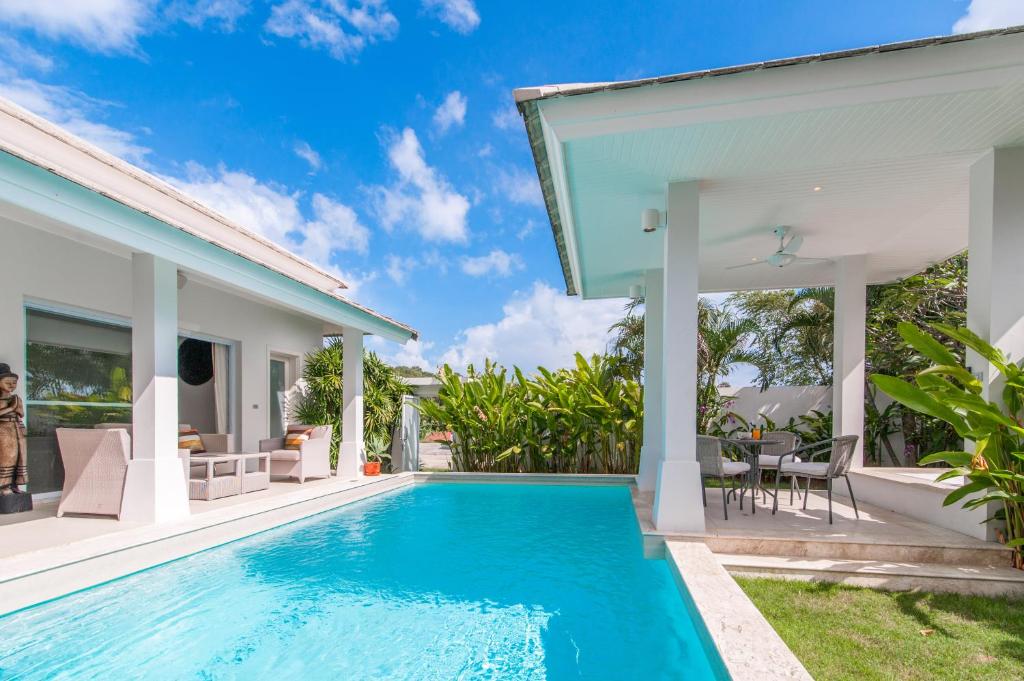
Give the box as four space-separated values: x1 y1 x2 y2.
1 483 726 680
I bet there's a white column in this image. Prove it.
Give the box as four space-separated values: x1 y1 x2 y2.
337 327 364 479
967 148 1024 402
121 253 189 523
637 268 664 492
832 254 866 468
651 181 705 532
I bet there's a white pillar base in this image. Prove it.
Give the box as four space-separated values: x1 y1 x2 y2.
337 441 362 480
651 459 705 533
636 444 660 491
120 458 190 523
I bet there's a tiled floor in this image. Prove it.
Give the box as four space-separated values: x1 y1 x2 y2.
0 475 408 572
634 485 997 550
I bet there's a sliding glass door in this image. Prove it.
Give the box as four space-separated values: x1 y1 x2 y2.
25 309 133 493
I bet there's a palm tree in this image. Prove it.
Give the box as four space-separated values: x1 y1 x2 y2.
696 304 760 432
608 297 760 432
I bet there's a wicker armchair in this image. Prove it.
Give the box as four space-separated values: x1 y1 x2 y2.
259 424 332 483
774 435 860 523
698 435 750 520
55 428 131 519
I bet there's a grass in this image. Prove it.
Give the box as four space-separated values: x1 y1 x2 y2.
736 577 1024 681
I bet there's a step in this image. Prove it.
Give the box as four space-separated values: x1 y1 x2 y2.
717 553 1024 597
696 534 1013 568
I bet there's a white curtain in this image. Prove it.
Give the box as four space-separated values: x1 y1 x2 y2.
212 343 229 434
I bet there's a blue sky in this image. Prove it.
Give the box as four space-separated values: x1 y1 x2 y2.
0 0 1018 383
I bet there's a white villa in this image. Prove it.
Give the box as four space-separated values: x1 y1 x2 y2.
515 26 1024 538
0 95 415 523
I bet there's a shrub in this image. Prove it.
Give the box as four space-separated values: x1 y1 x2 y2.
418 353 642 474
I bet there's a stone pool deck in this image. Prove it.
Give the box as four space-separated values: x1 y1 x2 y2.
633 486 1024 598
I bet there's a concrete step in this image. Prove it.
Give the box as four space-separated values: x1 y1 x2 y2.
697 534 1013 568
717 553 1024 597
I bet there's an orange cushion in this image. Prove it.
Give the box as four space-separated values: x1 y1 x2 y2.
284 426 314 450
178 429 205 454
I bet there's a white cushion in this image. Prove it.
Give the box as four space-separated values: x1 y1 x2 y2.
780 461 828 477
759 454 801 468
270 449 302 461
722 461 750 476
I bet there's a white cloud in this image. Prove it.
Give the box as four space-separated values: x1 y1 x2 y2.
369 127 471 242
440 282 624 372
0 0 155 54
491 104 520 130
385 254 417 285
494 165 543 207
0 35 54 72
388 338 435 369
954 0 1024 33
293 139 323 172
516 218 538 240
168 163 371 285
477 143 493 158
432 90 466 134
265 0 398 61
421 0 479 34
169 0 252 31
460 249 523 277
0 68 150 162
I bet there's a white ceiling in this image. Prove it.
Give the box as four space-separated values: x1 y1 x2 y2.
534 32 1024 298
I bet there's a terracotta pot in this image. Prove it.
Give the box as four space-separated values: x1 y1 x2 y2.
364 461 381 476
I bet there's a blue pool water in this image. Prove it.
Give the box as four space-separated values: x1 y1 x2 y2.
1 483 725 680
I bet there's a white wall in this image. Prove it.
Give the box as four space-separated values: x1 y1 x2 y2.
5 219 324 453
718 385 832 429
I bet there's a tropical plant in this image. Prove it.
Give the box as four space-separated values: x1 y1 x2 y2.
697 303 760 432
292 340 411 468
872 322 1024 569
865 254 968 464
728 289 833 388
418 353 643 474
607 298 645 383
364 433 392 467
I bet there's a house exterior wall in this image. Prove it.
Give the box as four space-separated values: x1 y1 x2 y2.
4 219 324 456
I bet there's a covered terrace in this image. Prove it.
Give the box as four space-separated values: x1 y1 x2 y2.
515 26 1024 545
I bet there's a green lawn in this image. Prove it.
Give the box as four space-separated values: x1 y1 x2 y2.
736 577 1024 681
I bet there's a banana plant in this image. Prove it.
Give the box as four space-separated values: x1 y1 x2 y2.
872 322 1024 569
417 353 643 475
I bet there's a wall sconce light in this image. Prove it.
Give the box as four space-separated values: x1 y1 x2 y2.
642 209 664 233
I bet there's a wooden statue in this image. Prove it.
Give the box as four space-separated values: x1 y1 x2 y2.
0 363 29 500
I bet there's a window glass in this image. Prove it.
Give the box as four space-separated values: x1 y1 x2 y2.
25 309 132 493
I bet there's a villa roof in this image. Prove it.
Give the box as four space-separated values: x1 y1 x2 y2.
514 25 1024 298
0 96 417 341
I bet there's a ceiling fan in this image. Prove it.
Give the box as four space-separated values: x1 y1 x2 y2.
727 226 830 270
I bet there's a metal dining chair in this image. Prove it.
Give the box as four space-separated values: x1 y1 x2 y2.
698 435 751 520
756 431 802 504
773 435 860 523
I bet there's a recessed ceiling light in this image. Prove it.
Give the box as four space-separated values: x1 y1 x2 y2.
813 186 823 192
751 257 758 261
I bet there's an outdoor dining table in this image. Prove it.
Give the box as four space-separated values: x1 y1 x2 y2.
725 437 783 515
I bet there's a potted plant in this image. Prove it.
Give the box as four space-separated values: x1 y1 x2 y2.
364 435 390 476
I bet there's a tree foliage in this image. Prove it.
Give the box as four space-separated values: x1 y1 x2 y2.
727 289 833 389
292 340 411 467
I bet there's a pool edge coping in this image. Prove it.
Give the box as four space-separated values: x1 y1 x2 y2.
665 541 814 681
